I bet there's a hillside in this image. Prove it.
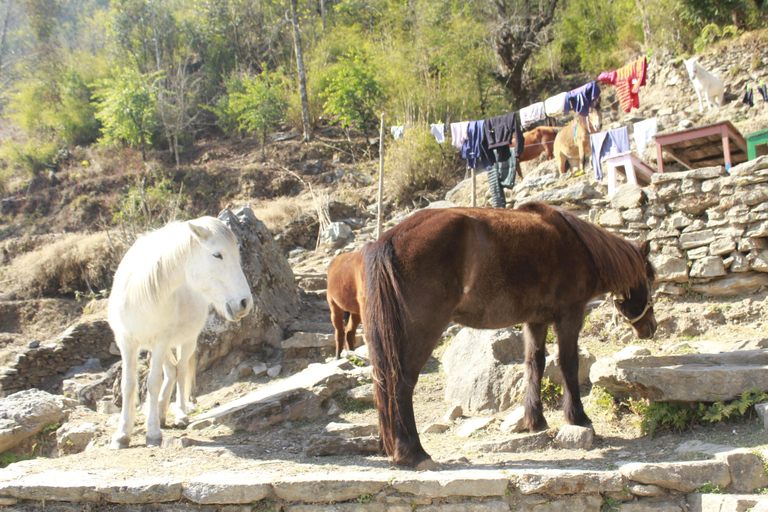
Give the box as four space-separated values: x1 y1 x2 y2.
0 33 767 507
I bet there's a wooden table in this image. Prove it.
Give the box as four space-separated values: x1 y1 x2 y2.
653 120 748 172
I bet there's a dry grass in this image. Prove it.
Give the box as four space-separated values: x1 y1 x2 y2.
11 231 126 297
249 195 318 233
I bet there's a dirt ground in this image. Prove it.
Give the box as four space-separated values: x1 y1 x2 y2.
5 289 767 481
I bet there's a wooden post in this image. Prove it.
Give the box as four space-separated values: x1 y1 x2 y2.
377 113 385 239
471 168 476 207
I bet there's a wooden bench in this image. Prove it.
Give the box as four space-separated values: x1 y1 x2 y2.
604 151 656 196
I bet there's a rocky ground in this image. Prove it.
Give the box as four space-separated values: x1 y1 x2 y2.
2 33 768 492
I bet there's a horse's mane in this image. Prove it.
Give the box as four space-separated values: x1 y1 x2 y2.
521 203 650 295
557 208 651 294
118 217 236 308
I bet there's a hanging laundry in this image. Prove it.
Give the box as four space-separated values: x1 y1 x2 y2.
451 121 470 150
633 118 658 158
564 82 601 117
483 112 525 161
487 148 515 209
431 123 446 143
598 56 647 113
391 126 404 140
461 121 495 169
743 86 754 108
589 126 630 180
758 82 768 102
545 92 567 116
519 102 546 128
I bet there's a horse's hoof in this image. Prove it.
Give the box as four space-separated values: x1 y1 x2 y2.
414 458 438 471
146 435 162 447
173 416 189 429
110 437 130 450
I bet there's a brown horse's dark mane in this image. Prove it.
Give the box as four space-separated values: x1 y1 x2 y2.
521 202 651 295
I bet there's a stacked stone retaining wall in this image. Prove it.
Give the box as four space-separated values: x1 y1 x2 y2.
590 156 768 297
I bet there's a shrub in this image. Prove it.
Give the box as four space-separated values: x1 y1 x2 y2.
631 388 768 438
320 50 383 137
12 232 126 297
384 125 463 205
111 176 188 237
0 138 59 179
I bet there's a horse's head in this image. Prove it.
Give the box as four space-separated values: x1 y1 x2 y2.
614 241 657 339
186 217 253 322
684 58 699 81
589 100 603 132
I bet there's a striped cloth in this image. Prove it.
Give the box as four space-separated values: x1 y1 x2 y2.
599 56 647 113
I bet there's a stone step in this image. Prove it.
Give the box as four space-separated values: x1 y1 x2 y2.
2 464 765 509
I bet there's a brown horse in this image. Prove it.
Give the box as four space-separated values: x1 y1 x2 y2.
511 126 559 163
553 102 603 177
327 250 365 359
363 202 656 469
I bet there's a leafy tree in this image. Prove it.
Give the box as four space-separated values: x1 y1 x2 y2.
92 68 162 159
320 50 383 137
226 70 288 152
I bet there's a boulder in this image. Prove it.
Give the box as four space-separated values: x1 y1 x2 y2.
590 350 768 402
319 222 354 250
199 207 301 372
443 328 525 412
0 389 75 453
554 425 594 450
56 421 100 455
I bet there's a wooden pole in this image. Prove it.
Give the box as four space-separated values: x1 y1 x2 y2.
377 113 385 239
471 168 476 207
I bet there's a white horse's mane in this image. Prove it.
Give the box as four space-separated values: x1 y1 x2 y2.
118 217 237 309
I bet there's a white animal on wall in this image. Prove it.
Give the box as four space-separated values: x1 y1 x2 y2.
684 58 724 112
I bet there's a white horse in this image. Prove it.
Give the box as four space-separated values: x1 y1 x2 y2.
684 58 724 112
109 216 253 449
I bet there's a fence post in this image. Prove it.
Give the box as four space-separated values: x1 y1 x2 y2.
377 113 385 239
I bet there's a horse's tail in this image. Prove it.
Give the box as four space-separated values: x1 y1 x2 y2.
363 239 407 457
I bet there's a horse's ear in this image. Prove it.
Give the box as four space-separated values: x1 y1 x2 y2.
189 222 212 241
639 240 651 258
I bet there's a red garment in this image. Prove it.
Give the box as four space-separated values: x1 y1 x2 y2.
599 57 647 113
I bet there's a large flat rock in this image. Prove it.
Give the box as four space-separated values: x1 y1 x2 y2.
190 358 357 430
590 349 768 402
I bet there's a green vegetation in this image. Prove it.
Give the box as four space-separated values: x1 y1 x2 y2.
541 377 563 408
632 388 768 438
696 482 726 494
0 0 766 206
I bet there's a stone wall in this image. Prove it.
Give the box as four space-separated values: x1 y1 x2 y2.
591 156 768 297
0 318 117 397
1 463 766 511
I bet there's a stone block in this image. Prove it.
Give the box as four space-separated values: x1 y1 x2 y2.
590 350 768 402
0 470 105 502
710 237 737 256
689 272 768 295
391 470 508 498
510 469 623 495
690 256 726 278
457 417 494 437
599 210 625 227
619 461 730 492
97 478 183 503
182 472 271 504
273 472 389 503
679 230 716 250
650 255 689 283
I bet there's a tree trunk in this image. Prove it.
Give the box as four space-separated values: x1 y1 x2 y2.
492 0 560 106
289 0 312 142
